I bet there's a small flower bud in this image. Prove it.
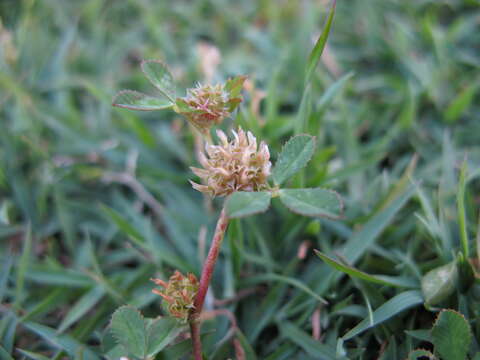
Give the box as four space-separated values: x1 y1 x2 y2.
151 271 199 322
190 128 271 197
174 76 246 134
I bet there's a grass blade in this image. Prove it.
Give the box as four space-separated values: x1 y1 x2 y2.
342 290 424 340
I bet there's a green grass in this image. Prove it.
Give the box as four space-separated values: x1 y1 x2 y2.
1 0 480 359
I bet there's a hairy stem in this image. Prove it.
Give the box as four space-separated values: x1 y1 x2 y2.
189 207 229 360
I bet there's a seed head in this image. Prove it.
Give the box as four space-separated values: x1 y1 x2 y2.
190 128 271 197
151 271 199 322
174 76 245 134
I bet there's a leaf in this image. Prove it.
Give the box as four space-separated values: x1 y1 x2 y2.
242 273 327 304
342 290 424 340
15 225 32 308
100 204 147 250
431 309 472 360
421 261 458 306
112 90 173 111
272 135 316 185
341 184 416 264
103 345 125 360
225 75 247 98
305 0 337 83
279 321 338 360
110 306 147 359
317 71 354 111
16 349 50 360
405 329 431 342
146 317 183 357
235 329 257 360
444 83 477 123
141 60 176 101
0 344 14 360
314 250 418 288
22 322 100 360
25 267 93 288
57 285 105 333
407 349 436 360
279 188 343 219
225 191 272 219
0 255 13 304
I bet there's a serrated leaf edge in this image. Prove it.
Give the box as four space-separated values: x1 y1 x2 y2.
406 348 436 360
112 89 173 111
140 59 176 102
272 134 317 185
431 309 472 360
109 305 147 358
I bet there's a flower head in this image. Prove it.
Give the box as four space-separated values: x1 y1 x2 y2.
190 128 271 197
174 76 246 134
151 271 199 321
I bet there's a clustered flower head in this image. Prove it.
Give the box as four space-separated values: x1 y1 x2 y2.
190 128 271 197
151 271 199 322
174 76 246 134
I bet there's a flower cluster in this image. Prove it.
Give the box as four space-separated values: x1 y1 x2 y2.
151 271 199 321
190 128 271 197
174 76 245 134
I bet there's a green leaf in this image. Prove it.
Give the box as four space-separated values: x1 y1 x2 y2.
432 309 472 360
421 261 458 306
235 329 257 360
342 184 416 264
146 317 183 357
57 285 105 333
22 321 100 360
305 0 336 84
15 225 32 308
444 83 477 123
110 306 147 359
342 290 424 340
225 191 272 219
0 344 14 360
314 250 418 288
112 90 173 111
279 188 343 219
242 273 328 304
0 255 13 304
457 160 469 258
317 71 354 111
272 135 316 185
407 349 436 360
225 75 247 98
405 329 431 342
140 60 176 101
103 345 125 360
279 321 338 360
100 204 147 250
16 349 50 360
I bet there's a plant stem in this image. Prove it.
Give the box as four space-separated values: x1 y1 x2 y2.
189 207 229 360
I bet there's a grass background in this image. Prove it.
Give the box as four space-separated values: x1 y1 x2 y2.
1 0 479 359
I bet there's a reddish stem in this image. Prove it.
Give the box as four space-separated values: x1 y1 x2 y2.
189 207 229 360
